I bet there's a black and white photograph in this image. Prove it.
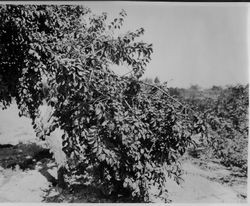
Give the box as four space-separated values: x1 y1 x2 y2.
0 1 249 203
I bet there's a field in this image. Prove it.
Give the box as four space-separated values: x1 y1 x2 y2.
0 101 247 203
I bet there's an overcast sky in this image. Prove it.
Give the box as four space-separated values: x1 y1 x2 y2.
82 2 248 88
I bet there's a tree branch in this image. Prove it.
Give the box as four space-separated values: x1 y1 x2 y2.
139 81 197 115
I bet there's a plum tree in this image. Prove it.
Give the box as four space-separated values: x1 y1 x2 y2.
0 5 205 202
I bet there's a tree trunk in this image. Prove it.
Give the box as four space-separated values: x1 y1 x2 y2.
57 166 67 189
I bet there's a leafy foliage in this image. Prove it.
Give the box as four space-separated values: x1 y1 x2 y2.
0 5 205 202
183 85 248 175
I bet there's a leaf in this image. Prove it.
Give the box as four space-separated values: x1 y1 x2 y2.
95 107 101 115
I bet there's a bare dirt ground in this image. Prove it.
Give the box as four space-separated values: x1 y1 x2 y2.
0 166 57 202
0 158 247 203
162 158 247 203
0 104 248 203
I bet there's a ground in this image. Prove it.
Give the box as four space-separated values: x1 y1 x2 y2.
161 158 247 203
0 104 248 203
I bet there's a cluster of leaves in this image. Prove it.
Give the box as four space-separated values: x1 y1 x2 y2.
183 85 249 175
0 5 91 120
0 5 42 119
0 5 205 202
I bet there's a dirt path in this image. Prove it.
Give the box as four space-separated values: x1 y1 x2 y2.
162 160 247 203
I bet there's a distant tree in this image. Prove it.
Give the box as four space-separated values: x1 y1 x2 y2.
211 85 222 91
189 84 200 91
143 77 153 84
154 76 160 84
168 87 181 97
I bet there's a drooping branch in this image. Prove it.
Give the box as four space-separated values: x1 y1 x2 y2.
139 81 198 115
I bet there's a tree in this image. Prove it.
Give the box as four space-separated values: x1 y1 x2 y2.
154 76 160 84
143 77 153 84
185 84 248 176
0 5 204 202
208 85 248 173
189 84 200 91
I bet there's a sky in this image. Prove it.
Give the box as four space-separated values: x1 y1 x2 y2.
81 2 249 89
